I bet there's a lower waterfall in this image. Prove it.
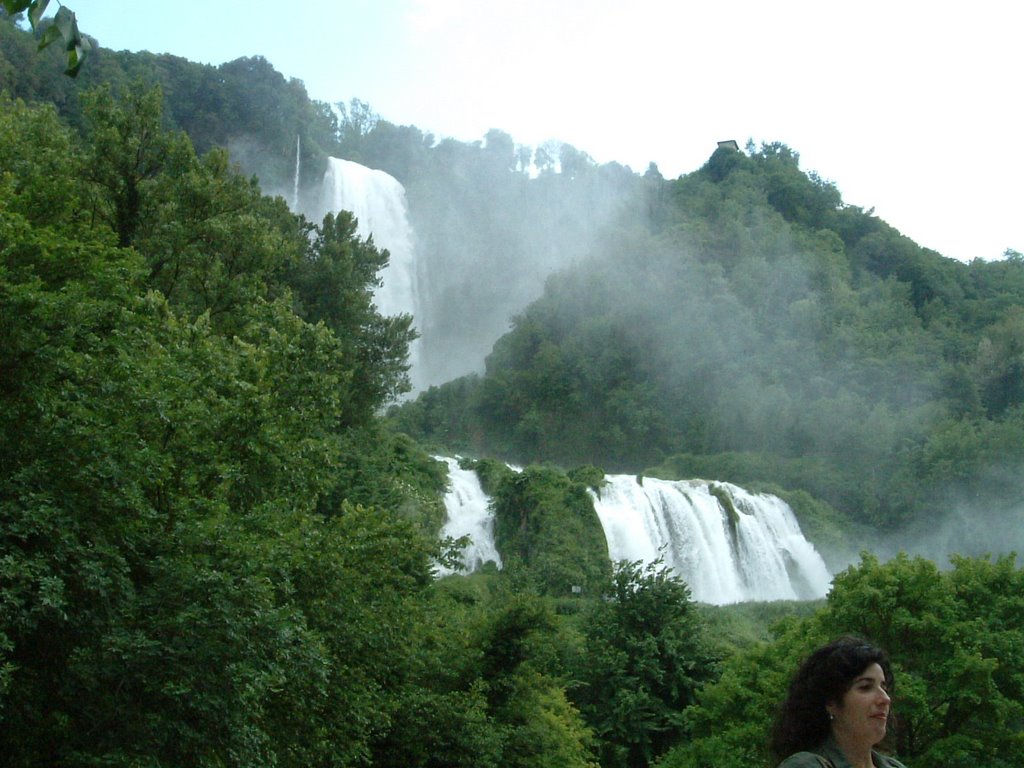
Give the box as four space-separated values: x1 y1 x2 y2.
436 462 832 604
591 475 831 604
435 457 503 576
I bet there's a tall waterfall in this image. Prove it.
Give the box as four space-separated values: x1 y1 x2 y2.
435 457 503 575
292 135 301 210
316 159 421 369
437 464 831 604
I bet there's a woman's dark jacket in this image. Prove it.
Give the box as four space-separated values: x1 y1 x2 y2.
777 736 907 767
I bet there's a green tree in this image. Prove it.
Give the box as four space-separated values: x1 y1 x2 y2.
573 560 718 768
76 82 414 414
0 91 437 767
974 307 1024 415
289 209 418 420
655 629 813 768
336 96 378 149
480 595 599 768
824 553 1024 766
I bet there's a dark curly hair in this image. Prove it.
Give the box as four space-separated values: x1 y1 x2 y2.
769 636 894 762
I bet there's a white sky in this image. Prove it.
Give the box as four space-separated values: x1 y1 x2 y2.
69 0 1021 262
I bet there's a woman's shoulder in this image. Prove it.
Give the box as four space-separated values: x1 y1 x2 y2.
777 746 908 768
777 752 831 768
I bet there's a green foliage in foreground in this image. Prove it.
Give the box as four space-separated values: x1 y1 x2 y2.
1 1 90 76
571 560 718 768
0 87 432 766
658 553 1024 768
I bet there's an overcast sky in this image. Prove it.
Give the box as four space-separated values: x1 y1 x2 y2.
70 0 1021 262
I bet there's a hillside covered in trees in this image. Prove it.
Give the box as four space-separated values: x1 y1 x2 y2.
391 141 1024 557
2 11 1024 767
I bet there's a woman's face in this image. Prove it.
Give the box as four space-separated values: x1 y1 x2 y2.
828 662 891 748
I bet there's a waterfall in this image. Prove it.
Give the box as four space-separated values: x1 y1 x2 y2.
591 476 831 604
318 158 419 320
316 158 421 383
292 135 300 210
435 457 502 575
436 463 831 604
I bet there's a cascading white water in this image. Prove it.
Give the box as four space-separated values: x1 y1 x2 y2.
318 158 420 325
316 159 422 387
292 135 301 210
591 476 832 604
435 462 832 604
435 457 503 575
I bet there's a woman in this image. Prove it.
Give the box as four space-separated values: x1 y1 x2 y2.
770 636 907 768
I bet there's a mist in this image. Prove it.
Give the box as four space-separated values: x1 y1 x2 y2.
889 462 1024 565
295 129 647 391
234 119 1023 571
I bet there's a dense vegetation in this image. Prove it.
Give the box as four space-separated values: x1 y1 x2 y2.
392 142 1024 547
0 80 441 763
2 14 1023 767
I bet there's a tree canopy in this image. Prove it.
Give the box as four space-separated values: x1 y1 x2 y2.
0 86 429 765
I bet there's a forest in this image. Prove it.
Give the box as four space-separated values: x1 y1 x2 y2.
2 10 1024 767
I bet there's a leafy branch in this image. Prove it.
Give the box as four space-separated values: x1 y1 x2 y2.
2 0 89 76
